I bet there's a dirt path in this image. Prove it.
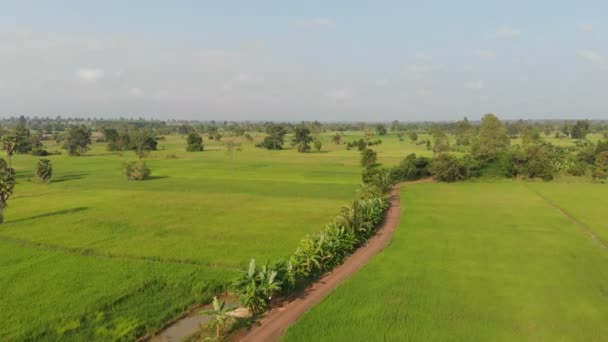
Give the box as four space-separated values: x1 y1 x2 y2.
236 180 429 342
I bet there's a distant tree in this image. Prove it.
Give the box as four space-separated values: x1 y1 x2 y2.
186 132 204 152
472 113 509 161
363 129 374 142
390 120 400 132
376 124 387 136
0 159 15 223
521 126 542 145
310 121 323 135
390 153 431 181
1 135 17 170
332 133 342 145
102 128 119 142
592 151 608 180
560 124 570 137
257 125 286 150
570 120 590 140
131 129 158 158
293 127 313 152
62 125 92 156
224 139 243 161
431 129 450 153
313 139 323 152
14 116 32 154
501 144 557 181
455 117 473 146
36 159 53 183
408 131 418 142
360 148 377 168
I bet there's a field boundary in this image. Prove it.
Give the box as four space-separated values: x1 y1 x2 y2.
525 185 608 250
235 179 431 342
0 235 237 269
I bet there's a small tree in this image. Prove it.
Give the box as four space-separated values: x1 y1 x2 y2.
293 127 313 152
1 135 17 170
429 153 471 182
123 160 151 180
225 139 243 162
313 139 323 152
0 160 15 223
360 149 377 168
36 159 53 183
63 125 92 156
199 296 236 340
408 131 418 142
332 133 342 145
186 132 204 151
376 124 387 136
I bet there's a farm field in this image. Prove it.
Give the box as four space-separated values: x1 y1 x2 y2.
0 133 417 341
285 181 608 341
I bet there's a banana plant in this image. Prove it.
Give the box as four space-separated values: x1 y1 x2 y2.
199 296 236 340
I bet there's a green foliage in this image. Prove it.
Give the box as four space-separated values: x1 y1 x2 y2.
63 125 92 156
0 158 15 223
186 132 204 152
332 133 342 145
293 127 313 152
429 153 472 182
472 113 509 161
360 148 377 168
14 116 33 154
313 139 323 152
232 259 281 315
123 160 151 180
390 153 431 182
256 125 286 150
570 120 590 140
199 296 235 339
376 124 387 136
455 117 473 146
36 159 53 183
592 151 608 180
408 131 418 142
501 144 557 181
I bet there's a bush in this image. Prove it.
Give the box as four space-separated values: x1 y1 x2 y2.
360 149 377 168
123 160 151 180
429 153 471 182
501 144 557 181
36 159 53 183
390 153 430 182
186 133 204 152
31 148 50 156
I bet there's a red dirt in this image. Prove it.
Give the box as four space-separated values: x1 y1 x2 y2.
236 180 429 342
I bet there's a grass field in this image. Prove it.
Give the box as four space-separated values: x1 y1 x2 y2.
285 181 608 341
0 132 433 341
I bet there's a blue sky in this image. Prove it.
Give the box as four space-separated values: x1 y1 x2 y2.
1 1 606 121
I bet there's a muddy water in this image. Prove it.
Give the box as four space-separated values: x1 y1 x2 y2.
150 297 239 342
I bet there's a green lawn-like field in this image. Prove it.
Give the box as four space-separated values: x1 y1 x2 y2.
285 181 608 341
0 132 427 340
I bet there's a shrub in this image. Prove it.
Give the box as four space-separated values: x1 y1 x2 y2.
390 153 430 181
593 151 608 180
360 149 377 168
501 144 558 181
186 133 204 152
123 160 151 180
31 148 50 156
429 153 471 182
313 139 322 152
36 159 53 183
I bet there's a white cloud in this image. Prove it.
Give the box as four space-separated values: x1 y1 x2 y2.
76 68 104 82
492 25 521 38
464 80 484 90
580 23 593 33
577 49 604 65
294 17 336 29
474 49 496 60
415 51 430 60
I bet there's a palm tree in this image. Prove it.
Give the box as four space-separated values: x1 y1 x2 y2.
199 296 236 340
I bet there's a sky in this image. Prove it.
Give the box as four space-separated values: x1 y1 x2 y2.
0 0 607 121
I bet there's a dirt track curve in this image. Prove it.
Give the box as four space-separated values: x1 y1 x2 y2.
237 180 428 342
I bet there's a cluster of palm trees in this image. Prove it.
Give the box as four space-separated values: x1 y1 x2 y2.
232 185 391 318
